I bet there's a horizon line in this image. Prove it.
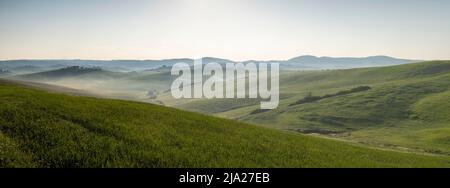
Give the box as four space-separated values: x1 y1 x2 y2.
0 54 428 62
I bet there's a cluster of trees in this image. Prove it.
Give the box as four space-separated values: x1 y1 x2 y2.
0 68 11 74
66 66 102 71
290 86 371 106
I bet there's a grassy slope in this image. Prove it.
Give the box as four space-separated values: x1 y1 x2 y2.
214 61 450 154
8 67 171 103
1 81 450 167
216 61 449 115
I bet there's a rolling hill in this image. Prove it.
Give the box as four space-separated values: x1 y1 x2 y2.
0 55 416 74
1 80 450 167
2 60 449 159
201 61 450 155
11 66 129 81
6 66 154 102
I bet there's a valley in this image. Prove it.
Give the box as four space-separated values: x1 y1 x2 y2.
1 58 450 162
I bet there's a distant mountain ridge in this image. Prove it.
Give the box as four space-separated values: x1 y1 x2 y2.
0 55 418 73
283 55 416 70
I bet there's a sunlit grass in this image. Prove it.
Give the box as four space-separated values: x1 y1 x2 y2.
1 81 450 167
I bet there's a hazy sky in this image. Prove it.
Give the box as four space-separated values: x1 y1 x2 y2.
0 0 449 61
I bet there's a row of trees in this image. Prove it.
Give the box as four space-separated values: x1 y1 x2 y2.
290 86 371 106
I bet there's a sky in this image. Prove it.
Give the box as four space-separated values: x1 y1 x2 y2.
0 0 449 61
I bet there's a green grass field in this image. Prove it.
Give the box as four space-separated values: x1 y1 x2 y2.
2 80 450 167
210 61 450 155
